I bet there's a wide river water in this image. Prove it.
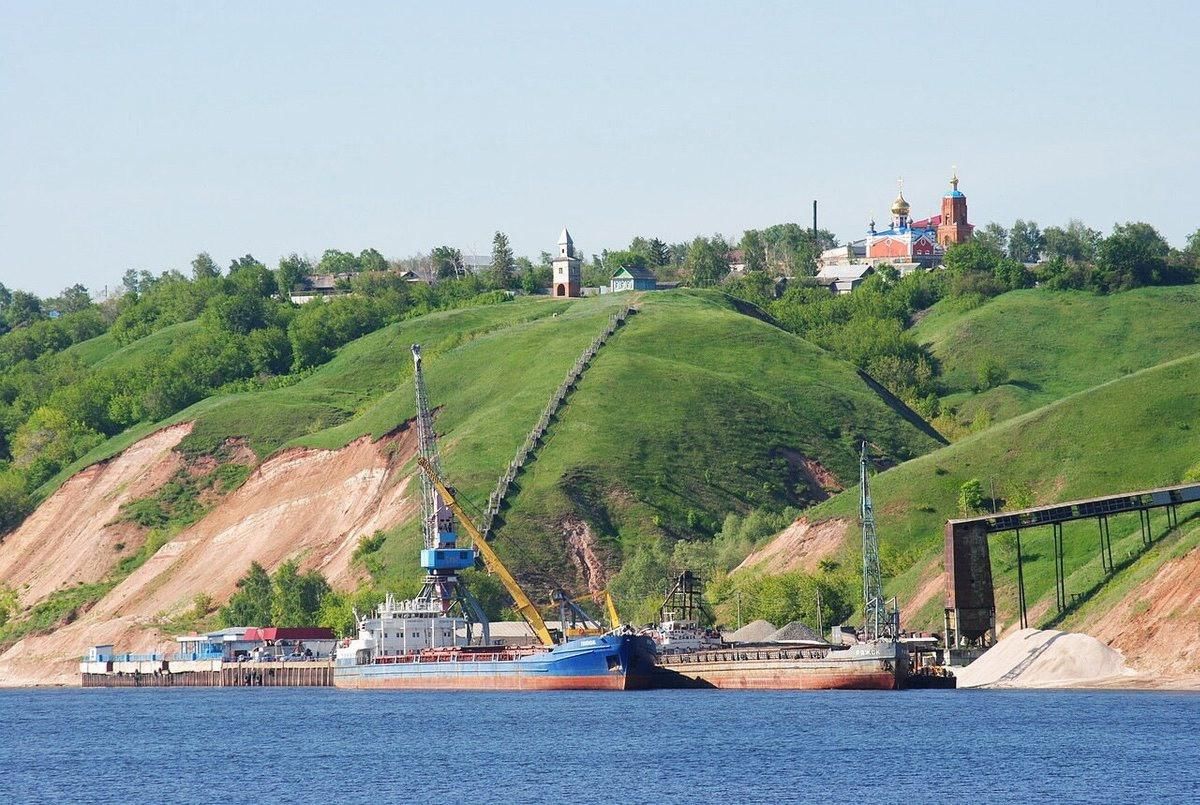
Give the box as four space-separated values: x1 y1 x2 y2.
1 688 1197 803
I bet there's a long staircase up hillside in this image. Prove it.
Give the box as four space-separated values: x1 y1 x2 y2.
480 305 637 539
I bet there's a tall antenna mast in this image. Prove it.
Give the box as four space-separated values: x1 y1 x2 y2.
860 441 890 641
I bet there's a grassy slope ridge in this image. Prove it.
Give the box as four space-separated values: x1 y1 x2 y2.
491 291 942 587
913 286 1200 423
804 349 1200 629
32 290 941 599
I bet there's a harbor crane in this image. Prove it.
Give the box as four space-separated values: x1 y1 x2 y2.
409 344 491 645
860 441 897 641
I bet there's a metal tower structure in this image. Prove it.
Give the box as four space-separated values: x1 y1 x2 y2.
409 344 489 641
860 441 893 641
659 571 708 625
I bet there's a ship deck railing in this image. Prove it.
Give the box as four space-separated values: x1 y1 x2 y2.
657 647 832 665
372 648 545 665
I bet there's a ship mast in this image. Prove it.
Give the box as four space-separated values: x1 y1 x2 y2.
860 441 893 641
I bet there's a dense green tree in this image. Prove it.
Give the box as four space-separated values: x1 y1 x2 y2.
1094 222 1171 293
191 252 221 280
5 292 44 329
202 293 268 335
317 249 359 275
731 571 852 630
973 222 1008 254
489 231 515 288
431 246 464 279
245 327 292 375
358 248 387 273
53 284 92 314
0 470 30 533
1184 229 1200 264
276 254 312 298
684 236 731 287
739 230 767 273
227 255 275 299
610 540 672 625
647 237 670 267
10 406 103 488
515 257 549 294
1042 219 1102 263
221 562 273 626
603 249 649 275
1038 256 1092 290
270 560 330 627
1007 219 1044 263
755 223 837 276
958 479 986 513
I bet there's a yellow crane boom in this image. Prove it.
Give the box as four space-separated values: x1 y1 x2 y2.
604 591 621 630
416 456 556 647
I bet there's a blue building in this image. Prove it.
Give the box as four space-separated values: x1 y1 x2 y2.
610 266 658 293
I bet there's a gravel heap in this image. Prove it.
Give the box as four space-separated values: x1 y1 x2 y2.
765 620 824 643
725 619 777 643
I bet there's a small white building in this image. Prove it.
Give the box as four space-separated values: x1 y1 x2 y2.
815 264 874 294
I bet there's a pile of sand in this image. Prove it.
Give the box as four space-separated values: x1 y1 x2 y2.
956 628 1136 689
766 620 824 643
726 619 777 643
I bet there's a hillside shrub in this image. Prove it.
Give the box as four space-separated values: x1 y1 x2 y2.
958 479 985 514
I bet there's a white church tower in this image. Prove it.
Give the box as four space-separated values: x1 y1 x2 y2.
552 227 581 298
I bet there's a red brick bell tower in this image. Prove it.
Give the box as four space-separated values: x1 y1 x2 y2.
937 171 973 247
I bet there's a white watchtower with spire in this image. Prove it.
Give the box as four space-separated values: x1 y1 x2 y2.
552 227 582 298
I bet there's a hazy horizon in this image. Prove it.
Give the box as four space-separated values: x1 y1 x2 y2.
3 2 1196 296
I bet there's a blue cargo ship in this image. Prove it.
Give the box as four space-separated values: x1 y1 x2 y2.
332 596 656 691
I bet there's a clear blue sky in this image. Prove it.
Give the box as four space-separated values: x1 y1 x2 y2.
2 1 1196 296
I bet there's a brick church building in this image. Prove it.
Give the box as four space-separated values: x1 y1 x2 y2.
820 172 974 273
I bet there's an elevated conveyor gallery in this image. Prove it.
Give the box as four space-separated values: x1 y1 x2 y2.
944 482 1200 657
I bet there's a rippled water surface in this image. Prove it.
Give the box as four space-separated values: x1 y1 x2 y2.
1 687 1197 803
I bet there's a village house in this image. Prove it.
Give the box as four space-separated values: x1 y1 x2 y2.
610 265 658 293
814 264 875 294
289 269 425 304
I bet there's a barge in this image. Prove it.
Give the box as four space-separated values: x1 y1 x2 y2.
334 622 655 691
652 640 907 690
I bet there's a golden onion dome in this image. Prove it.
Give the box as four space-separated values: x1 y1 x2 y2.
890 192 910 215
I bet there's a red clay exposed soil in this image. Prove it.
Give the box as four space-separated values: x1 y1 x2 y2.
0 424 421 686
734 517 852 575
0 423 192 610
1086 546 1200 677
778 449 842 502
561 516 609 602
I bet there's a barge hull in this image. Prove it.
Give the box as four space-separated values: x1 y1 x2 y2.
333 671 645 691
334 633 657 692
654 642 906 691
654 661 898 690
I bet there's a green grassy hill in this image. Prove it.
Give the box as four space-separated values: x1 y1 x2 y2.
799 349 1200 629
912 287 1200 424
40 290 942 597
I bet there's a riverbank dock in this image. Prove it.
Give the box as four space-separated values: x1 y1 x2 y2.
80 655 333 687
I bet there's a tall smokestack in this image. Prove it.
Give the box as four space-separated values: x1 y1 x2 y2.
812 200 818 242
